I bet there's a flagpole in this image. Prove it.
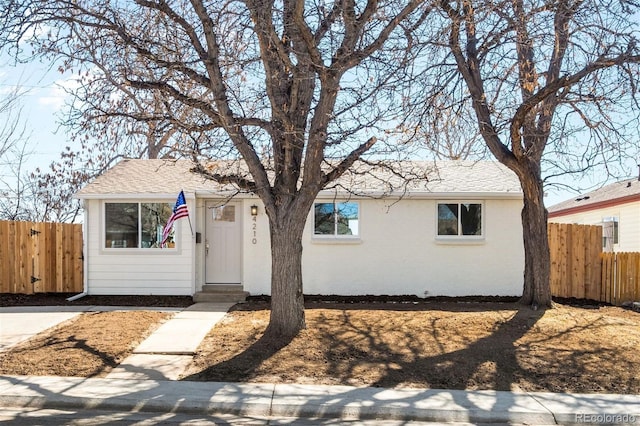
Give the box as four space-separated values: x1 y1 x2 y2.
184 190 194 236
187 213 194 236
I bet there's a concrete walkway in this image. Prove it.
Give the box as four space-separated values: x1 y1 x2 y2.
106 302 234 380
1 303 639 424
0 305 183 352
0 302 233 381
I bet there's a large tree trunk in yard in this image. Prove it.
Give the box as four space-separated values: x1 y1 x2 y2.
265 214 307 339
518 173 552 308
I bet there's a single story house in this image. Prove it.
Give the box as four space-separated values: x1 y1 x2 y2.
548 177 640 252
74 159 525 299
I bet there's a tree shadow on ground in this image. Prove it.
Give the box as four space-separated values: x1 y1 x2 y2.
355 306 544 391
182 331 295 383
184 301 639 394
0 335 120 378
315 303 638 393
182 302 545 391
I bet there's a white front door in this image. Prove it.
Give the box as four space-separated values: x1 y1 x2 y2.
205 201 242 284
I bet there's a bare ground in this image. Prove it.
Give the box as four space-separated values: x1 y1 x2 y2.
0 293 194 307
0 310 172 377
181 300 640 394
2 295 639 394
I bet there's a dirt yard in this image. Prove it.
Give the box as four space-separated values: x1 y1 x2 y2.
182 300 640 394
0 293 194 307
1 295 639 394
0 310 172 377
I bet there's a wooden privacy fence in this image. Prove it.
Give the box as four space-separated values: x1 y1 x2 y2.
0 220 83 294
601 252 640 305
548 222 603 301
549 222 640 305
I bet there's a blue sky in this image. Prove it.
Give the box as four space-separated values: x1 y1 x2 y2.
0 57 78 172
0 57 635 208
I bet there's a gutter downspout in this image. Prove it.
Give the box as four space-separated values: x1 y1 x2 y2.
67 199 88 302
66 291 87 302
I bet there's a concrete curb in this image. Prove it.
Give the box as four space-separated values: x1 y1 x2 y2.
2 375 639 424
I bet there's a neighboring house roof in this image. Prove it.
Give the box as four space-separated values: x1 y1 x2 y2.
74 158 522 199
548 178 640 217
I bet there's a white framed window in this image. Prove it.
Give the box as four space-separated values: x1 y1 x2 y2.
437 202 483 238
104 202 175 249
602 216 619 250
313 201 359 237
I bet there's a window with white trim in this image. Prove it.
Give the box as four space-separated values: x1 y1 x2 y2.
104 202 175 249
314 201 359 237
437 202 482 237
602 216 619 249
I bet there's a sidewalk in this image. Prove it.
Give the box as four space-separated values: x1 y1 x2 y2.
0 307 84 352
1 374 639 424
1 303 639 424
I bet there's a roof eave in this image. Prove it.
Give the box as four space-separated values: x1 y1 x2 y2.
75 190 523 201
74 192 199 200
548 193 640 217
317 189 522 199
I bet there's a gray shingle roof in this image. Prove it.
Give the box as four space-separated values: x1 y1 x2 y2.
548 178 640 214
75 159 212 198
75 158 522 199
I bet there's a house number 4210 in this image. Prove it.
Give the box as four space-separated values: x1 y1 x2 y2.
251 216 257 245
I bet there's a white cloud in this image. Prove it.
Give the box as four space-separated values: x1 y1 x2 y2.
37 74 80 110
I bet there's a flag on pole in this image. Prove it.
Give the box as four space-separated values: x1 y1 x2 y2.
161 190 189 247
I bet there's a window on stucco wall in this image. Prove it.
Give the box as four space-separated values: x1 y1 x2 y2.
437 202 483 237
104 202 175 249
314 201 359 237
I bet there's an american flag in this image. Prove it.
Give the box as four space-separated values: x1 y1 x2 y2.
161 190 189 247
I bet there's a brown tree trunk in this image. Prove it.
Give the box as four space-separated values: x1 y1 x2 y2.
518 171 552 308
264 211 307 338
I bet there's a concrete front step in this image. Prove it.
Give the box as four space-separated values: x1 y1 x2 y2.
193 287 249 303
201 284 244 293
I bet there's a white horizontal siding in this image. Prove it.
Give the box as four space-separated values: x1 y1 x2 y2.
616 202 640 251
85 199 194 295
83 286 191 296
87 271 189 280
90 264 190 274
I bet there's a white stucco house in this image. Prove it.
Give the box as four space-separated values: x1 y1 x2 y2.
548 177 640 252
74 159 525 300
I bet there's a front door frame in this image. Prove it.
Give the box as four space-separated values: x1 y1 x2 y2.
204 199 243 285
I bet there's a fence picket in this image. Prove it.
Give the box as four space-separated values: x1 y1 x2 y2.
585 226 601 300
73 224 83 291
0 221 8 293
17 221 30 294
32 222 42 293
601 252 614 304
7 222 16 293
